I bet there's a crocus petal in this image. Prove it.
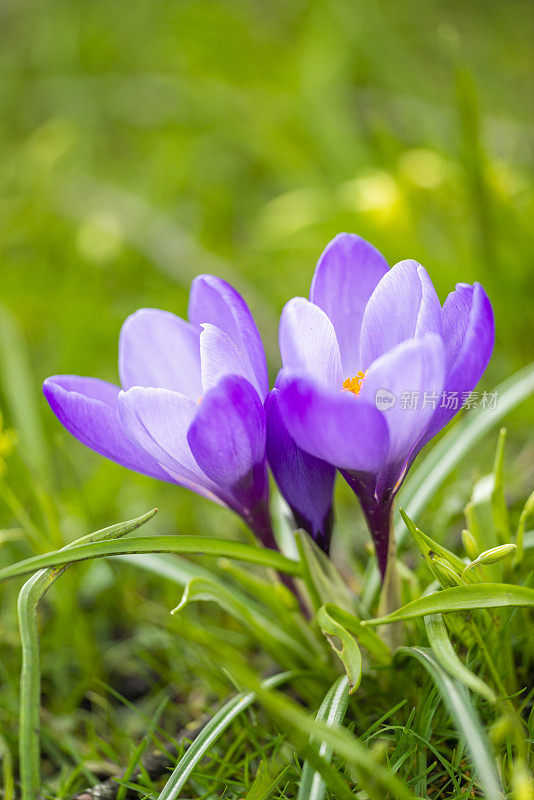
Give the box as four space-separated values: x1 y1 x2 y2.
277 372 389 473
43 376 171 482
358 334 445 464
442 282 494 379
266 389 335 550
199 323 260 396
420 282 494 446
119 308 202 397
187 375 266 488
359 260 442 368
188 274 269 399
279 298 342 389
117 386 223 501
309 233 389 376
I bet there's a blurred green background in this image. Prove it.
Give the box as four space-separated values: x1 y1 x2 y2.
1 0 533 787
1 0 533 545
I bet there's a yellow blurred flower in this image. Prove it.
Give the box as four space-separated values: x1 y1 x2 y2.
339 171 401 219
0 411 17 477
398 148 448 189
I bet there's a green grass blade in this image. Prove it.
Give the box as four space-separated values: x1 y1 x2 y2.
515 490 534 565
115 552 222 584
491 428 510 543
396 363 534 546
322 603 392 665
397 647 503 800
400 508 466 575
17 508 157 800
316 606 362 693
156 625 419 799
424 614 496 701
0 303 50 478
0 734 14 800
157 671 301 800
297 676 349 800
173 577 311 664
0 535 302 583
18 570 61 800
365 583 534 626
295 530 357 613
244 761 292 800
235 668 418 800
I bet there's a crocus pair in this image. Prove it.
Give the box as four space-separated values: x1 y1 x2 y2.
44 233 494 577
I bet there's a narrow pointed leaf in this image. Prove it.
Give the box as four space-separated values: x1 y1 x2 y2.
158 671 303 800
0 536 302 583
424 614 496 701
173 577 310 664
316 607 362 693
397 647 503 800
0 303 50 477
295 530 357 613
491 428 510 543
297 676 350 800
322 603 391 665
17 508 157 800
400 508 465 573
397 363 534 546
515 490 534 564
365 583 534 626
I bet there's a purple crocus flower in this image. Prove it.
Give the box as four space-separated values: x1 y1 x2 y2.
43 275 278 548
276 233 495 577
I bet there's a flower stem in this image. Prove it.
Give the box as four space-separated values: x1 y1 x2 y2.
341 471 394 579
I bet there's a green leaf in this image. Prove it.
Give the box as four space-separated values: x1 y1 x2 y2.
465 473 499 554
244 761 292 800
228 662 418 800
316 607 362 693
0 303 49 478
396 363 534 547
365 583 534 626
400 508 465 585
116 552 222 585
0 535 302 583
491 428 511 543
270 488 300 560
297 676 350 800
397 647 503 800
157 671 302 800
0 734 14 800
172 577 312 665
171 629 418 799
515 490 534 565
321 603 392 666
424 614 496 701
295 530 357 614
462 528 479 560
218 558 299 613
16 508 157 800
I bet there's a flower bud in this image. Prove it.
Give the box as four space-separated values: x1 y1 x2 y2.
461 528 479 561
476 543 516 565
461 543 516 577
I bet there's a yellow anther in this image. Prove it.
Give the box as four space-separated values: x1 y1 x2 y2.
342 371 366 396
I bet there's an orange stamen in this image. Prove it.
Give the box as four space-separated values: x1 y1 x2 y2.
342 371 366 396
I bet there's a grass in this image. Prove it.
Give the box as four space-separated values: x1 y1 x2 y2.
0 0 533 797
1 392 534 797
